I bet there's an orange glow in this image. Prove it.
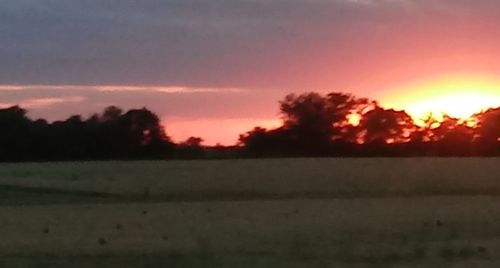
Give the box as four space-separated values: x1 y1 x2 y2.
164 117 282 146
346 113 361 126
379 74 500 123
405 93 499 122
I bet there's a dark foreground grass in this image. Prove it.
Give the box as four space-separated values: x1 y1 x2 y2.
7 181 500 206
0 185 117 205
0 250 495 268
0 252 328 268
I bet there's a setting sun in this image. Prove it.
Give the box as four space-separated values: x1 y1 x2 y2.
405 93 500 122
380 74 500 122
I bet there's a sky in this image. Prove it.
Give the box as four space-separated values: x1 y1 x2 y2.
3 0 500 144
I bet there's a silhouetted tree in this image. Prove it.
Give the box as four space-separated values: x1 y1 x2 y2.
0 105 174 161
101 106 123 121
474 108 500 155
0 106 33 161
269 92 371 155
359 106 416 144
183 137 204 147
239 127 293 156
280 92 371 142
177 136 205 158
424 115 473 156
409 113 439 143
116 108 173 158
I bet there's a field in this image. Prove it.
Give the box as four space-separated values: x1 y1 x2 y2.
2 158 500 267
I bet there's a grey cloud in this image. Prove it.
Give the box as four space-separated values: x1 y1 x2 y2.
2 0 500 90
0 0 418 86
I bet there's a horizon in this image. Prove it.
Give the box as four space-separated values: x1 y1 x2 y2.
4 1 500 144
3 89 500 146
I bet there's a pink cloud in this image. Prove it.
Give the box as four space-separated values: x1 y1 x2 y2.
0 96 86 109
0 84 246 94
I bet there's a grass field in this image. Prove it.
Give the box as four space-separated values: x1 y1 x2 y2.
2 158 500 267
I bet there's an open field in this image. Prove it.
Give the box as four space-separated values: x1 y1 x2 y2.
2 158 500 267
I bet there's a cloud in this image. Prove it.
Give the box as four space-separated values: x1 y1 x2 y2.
94 85 246 93
0 84 246 93
0 83 278 123
0 96 86 109
4 0 500 92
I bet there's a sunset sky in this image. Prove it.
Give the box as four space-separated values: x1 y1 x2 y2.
3 0 500 144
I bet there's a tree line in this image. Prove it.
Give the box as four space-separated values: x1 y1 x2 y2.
240 92 500 157
1 91 500 161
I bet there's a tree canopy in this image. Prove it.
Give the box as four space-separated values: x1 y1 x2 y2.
239 91 500 157
2 91 500 161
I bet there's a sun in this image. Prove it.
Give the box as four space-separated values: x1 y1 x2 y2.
406 92 500 121
380 74 500 123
